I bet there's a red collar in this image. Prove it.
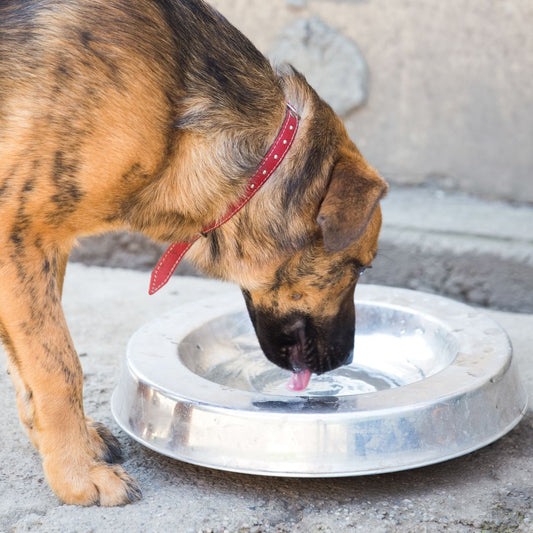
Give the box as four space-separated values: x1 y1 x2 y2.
149 103 300 294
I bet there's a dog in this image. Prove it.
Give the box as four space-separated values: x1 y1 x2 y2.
0 0 387 505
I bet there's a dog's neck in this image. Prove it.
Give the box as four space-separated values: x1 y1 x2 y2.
149 104 300 294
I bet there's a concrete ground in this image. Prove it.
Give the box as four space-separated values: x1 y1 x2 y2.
1 188 533 532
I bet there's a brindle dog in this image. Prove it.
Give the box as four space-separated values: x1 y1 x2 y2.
0 0 387 505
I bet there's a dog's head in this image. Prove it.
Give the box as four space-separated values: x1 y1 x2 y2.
190 79 387 387
234 77 388 387
241 144 385 382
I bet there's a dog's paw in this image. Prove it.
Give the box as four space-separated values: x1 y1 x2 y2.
87 419 123 464
44 454 142 506
88 463 142 506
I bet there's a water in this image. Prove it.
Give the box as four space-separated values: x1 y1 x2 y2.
194 330 447 398
179 307 458 398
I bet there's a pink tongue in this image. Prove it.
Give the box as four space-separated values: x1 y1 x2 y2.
287 369 312 392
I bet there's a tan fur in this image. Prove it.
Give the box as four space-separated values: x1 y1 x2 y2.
0 0 387 505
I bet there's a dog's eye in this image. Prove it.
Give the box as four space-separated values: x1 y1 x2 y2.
346 259 371 278
359 265 372 276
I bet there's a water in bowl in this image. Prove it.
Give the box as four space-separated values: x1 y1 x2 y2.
179 306 458 398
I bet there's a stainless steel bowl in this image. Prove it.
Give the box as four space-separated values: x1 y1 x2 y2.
111 285 527 476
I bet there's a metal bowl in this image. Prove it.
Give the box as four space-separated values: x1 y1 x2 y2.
111 285 527 476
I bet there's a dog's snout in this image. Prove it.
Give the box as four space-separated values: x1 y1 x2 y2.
282 318 305 336
282 318 309 372
242 289 357 376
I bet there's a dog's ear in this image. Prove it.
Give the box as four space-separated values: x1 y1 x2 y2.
317 157 388 252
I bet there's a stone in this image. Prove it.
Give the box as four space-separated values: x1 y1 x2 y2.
269 17 368 115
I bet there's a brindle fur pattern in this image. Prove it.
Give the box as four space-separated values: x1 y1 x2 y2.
0 0 387 505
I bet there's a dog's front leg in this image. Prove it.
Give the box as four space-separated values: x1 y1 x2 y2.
0 249 140 506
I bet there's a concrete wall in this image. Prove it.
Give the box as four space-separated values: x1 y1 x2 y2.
210 0 533 203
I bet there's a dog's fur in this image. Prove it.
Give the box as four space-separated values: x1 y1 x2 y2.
0 0 387 505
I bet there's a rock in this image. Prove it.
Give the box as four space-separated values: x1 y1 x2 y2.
269 17 368 115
